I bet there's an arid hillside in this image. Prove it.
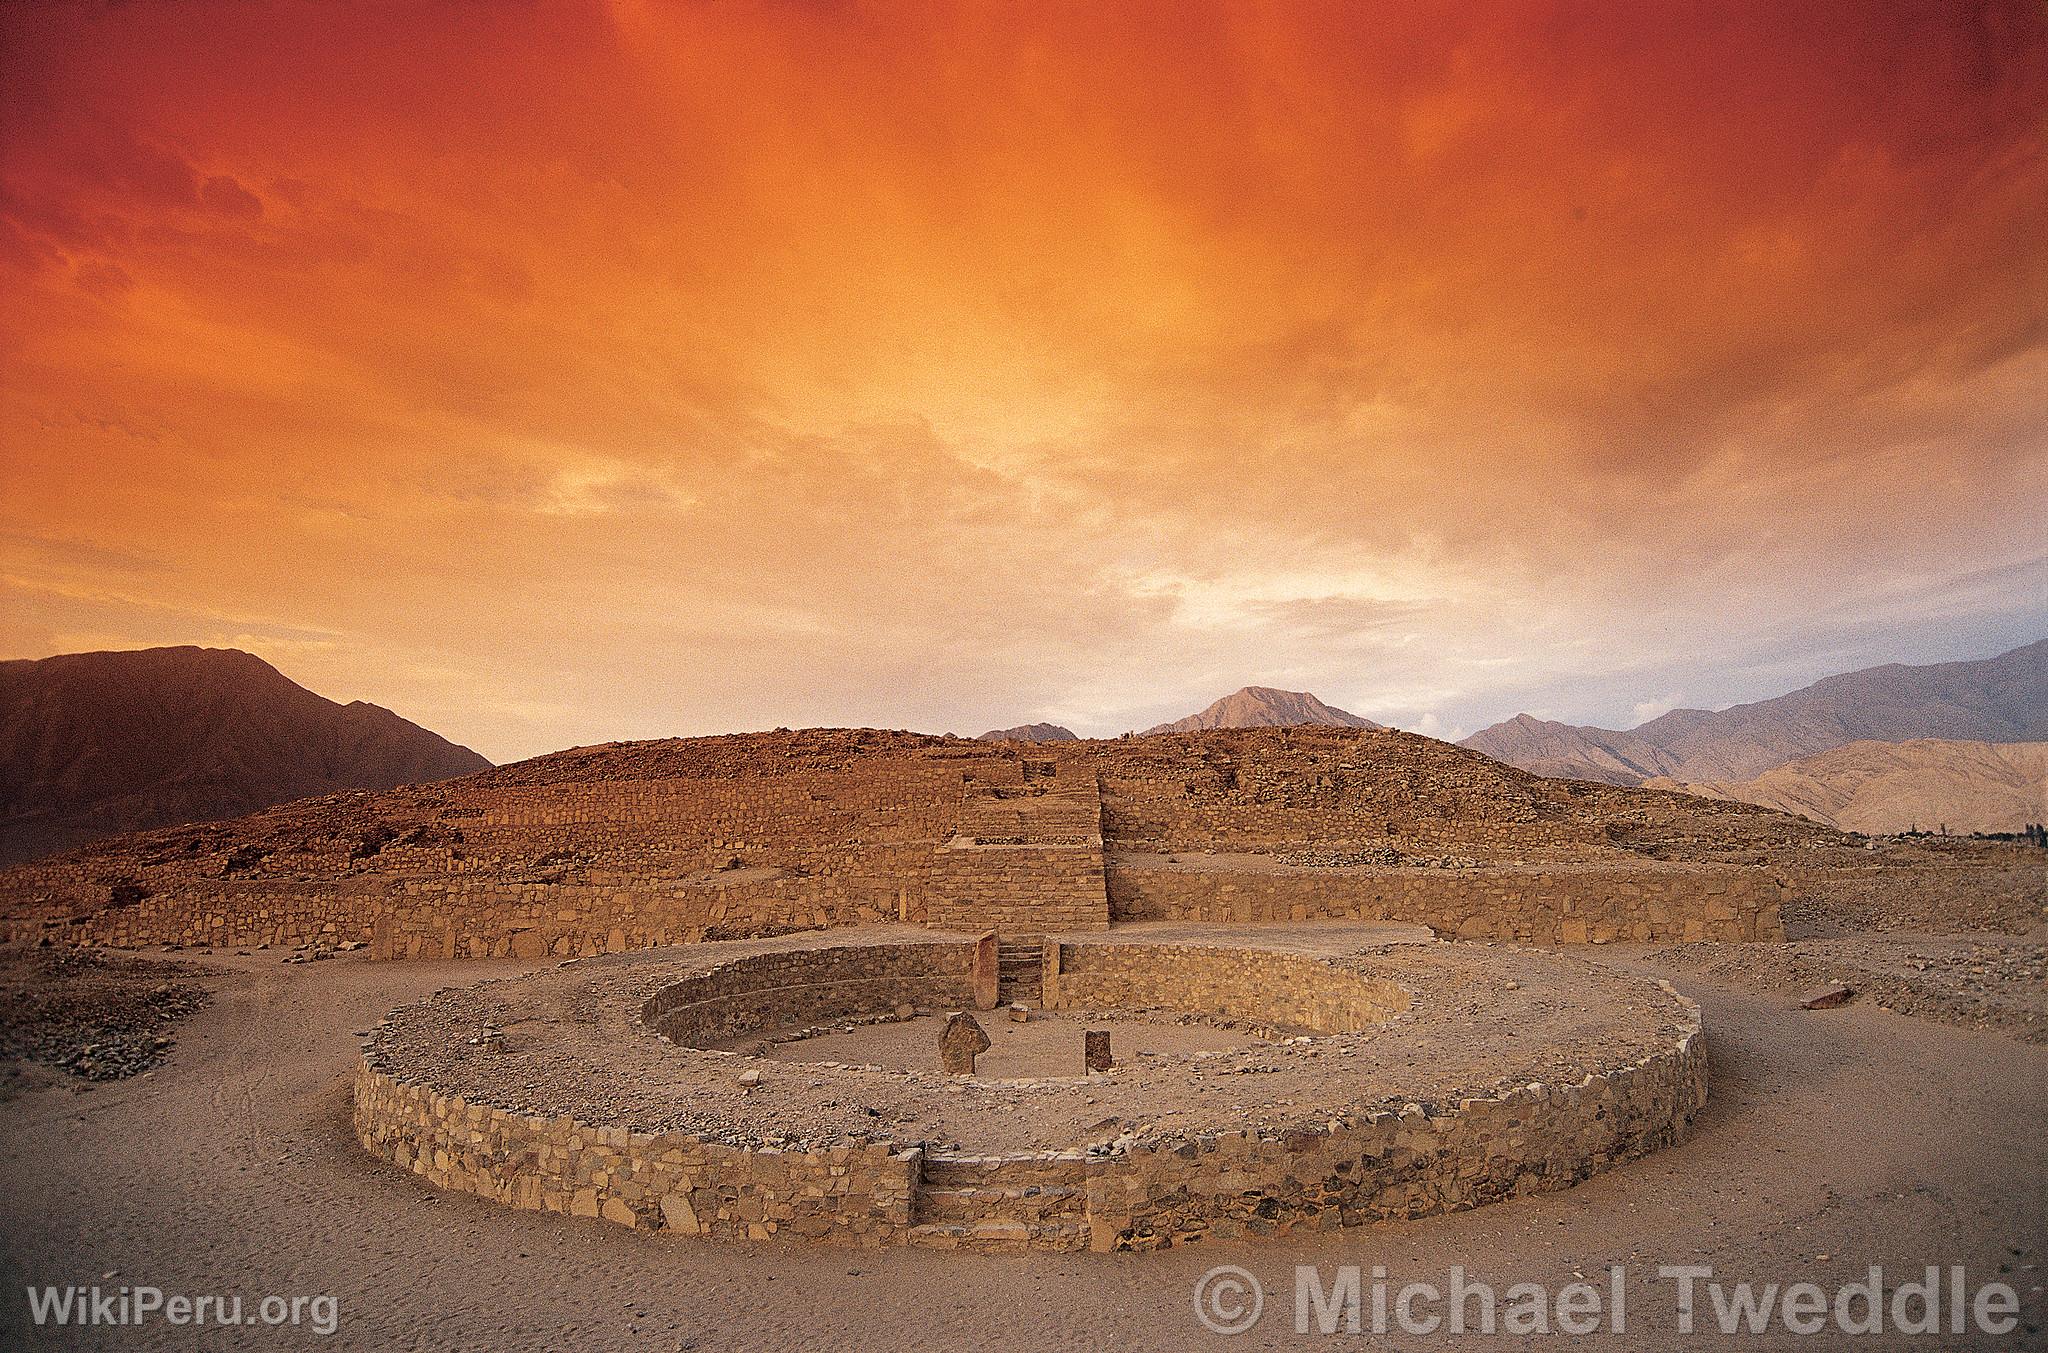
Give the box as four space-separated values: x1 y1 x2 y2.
1649 739 2047 835
0 647 490 866
1463 638 2047 785
3 723 1833 887
6 723 2038 958
976 723 1077 742
1143 687 1381 734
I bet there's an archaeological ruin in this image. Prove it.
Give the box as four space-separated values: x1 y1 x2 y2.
2 725 2033 1252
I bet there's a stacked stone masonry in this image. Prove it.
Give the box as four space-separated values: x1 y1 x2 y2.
351 935 1708 1252
642 943 976 1045
1108 858 1782 943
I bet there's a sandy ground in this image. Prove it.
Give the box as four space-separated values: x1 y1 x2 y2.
1650 932 2048 1043
745 1009 1265 1078
1 946 2043 1351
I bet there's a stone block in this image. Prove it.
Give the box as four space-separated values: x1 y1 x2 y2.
1084 1029 1112 1074
939 1011 991 1075
972 932 1000 1010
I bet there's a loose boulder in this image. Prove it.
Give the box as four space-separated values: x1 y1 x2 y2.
1799 983 1855 1010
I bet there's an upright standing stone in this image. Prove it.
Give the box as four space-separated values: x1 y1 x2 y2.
1084 1029 1112 1074
940 1011 992 1075
972 931 1000 1010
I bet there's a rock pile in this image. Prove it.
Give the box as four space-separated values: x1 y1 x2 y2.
0 946 212 1084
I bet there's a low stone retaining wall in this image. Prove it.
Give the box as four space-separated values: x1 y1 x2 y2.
1084 1007 1705 1248
351 935 1707 1253
642 942 975 1046
351 1063 920 1244
370 868 921 961
353 1001 1703 1252
1107 859 1783 943
0 877 376 952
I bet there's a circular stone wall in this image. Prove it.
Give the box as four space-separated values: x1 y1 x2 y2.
353 923 1706 1252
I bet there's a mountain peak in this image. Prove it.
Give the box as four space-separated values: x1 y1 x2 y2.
1143 686 1382 736
0 646 491 865
1461 638 2047 786
976 722 1078 743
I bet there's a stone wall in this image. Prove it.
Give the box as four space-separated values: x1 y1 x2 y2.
642 942 975 1046
927 845 1109 934
1106 858 1784 943
0 875 378 951
927 774 1111 933
1045 942 1410 1032
369 865 925 961
351 975 1706 1253
352 1062 920 1245
1082 1007 1706 1249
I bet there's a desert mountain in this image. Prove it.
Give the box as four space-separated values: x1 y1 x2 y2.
976 723 1078 743
0 646 490 865
1646 739 2047 836
1144 686 1381 735
1454 715 1671 786
1463 639 2047 785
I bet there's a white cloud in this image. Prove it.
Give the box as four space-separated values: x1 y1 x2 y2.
1630 692 1686 725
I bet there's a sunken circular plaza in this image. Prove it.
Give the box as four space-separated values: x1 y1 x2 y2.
353 922 1706 1252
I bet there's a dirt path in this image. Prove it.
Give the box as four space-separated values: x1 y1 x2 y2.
2 947 2042 1350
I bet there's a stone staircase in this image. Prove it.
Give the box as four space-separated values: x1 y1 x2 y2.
997 937 1044 1005
906 1152 1090 1252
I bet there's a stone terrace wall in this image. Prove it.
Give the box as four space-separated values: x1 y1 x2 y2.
1107 860 1784 943
927 774 1111 934
0 875 378 951
2 758 967 954
1084 1008 1706 1249
454 766 963 877
370 864 925 961
1045 942 1410 1032
352 1062 920 1245
927 845 1108 934
1091 734 1579 859
642 942 975 1045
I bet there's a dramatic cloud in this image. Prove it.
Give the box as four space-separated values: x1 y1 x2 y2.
3 0 2043 759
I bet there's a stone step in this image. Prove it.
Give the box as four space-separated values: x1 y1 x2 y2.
905 1219 1089 1253
912 1184 1086 1224
920 1153 1088 1191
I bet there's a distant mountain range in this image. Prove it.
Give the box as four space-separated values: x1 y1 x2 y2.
1461 639 2047 786
976 722 1077 743
1647 739 2046 836
1143 686 1380 735
12 638 2040 865
0 646 490 865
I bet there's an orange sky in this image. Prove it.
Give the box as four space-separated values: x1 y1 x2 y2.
3 0 2044 760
